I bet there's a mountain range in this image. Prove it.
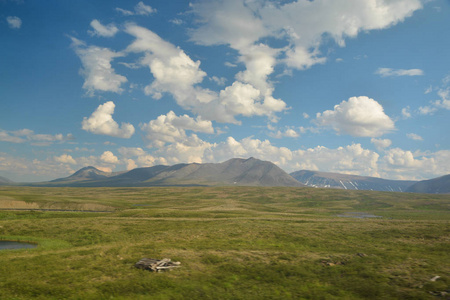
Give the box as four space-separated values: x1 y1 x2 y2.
406 174 450 194
0 157 448 193
42 157 304 187
289 170 416 192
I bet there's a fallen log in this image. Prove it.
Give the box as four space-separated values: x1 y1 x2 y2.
135 258 181 272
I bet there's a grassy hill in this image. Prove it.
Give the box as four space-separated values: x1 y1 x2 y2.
0 186 449 299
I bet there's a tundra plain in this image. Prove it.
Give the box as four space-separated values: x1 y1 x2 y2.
0 186 449 299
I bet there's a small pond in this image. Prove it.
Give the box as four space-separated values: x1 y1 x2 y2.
0 241 37 250
337 212 383 219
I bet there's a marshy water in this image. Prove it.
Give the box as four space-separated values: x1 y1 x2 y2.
337 212 383 219
0 241 37 250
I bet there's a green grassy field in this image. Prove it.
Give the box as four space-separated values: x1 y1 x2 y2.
0 186 449 299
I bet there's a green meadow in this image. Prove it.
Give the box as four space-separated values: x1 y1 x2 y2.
0 186 449 299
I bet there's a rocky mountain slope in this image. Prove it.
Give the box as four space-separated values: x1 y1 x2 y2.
290 170 416 192
406 174 450 194
38 158 304 187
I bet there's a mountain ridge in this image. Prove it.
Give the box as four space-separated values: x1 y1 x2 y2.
33 158 304 188
406 174 450 194
290 170 417 192
2 158 448 193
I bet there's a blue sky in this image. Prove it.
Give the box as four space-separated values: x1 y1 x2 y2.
1 0 449 182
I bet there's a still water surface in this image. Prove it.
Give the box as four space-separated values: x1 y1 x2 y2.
0 241 37 250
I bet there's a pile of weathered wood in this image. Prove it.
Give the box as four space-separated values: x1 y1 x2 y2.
134 258 181 272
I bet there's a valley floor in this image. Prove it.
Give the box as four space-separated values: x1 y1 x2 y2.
0 186 449 299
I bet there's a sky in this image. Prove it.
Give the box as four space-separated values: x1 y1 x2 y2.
1 0 449 182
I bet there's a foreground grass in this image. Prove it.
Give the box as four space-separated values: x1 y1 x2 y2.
0 186 449 299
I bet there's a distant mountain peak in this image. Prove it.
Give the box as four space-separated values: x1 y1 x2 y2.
41 158 304 187
51 166 110 183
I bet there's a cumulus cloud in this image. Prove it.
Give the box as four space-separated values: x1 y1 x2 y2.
140 111 214 147
6 16 21 29
377 148 450 179
70 37 127 95
124 24 287 124
54 154 77 165
190 0 422 71
82 101 135 138
315 96 395 137
100 151 119 164
185 0 421 123
371 138 392 150
375 68 424 77
88 20 119 37
268 127 300 139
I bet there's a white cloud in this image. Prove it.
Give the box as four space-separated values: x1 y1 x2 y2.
0 129 73 145
70 37 127 95
186 0 421 124
140 111 214 147
124 24 286 124
303 112 310 119
6 16 21 29
118 147 146 157
224 62 237 68
170 19 184 25
268 127 300 139
401 106 412 119
125 159 138 170
415 74 450 116
418 105 437 115
116 2 156 16
54 154 77 165
115 8 134 16
375 68 424 77
190 0 422 71
100 151 119 164
82 101 135 138
203 137 380 177
211 76 227 86
0 154 76 182
315 96 395 137
377 148 450 179
371 138 392 150
88 20 119 37
0 130 25 143
292 144 380 176
407 133 423 141
134 2 156 15
189 0 268 50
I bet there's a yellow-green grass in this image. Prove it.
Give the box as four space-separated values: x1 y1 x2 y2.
0 186 449 299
